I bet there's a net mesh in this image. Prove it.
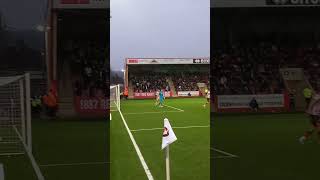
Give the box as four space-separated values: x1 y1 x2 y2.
110 85 120 111
0 76 28 155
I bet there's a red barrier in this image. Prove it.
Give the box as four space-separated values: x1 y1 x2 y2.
133 91 172 99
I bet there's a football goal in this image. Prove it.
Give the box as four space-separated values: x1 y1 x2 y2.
110 84 121 112
0 73 44 180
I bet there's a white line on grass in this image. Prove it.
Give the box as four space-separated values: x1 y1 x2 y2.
124 111 182 115
117 106 154 180
40 162 110 167
131 125 209 132
163 104 184 112
211 148 238 158
211 155 237 159
13 126 45 180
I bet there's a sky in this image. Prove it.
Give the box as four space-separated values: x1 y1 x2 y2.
0 0 47 30
110 0 210 71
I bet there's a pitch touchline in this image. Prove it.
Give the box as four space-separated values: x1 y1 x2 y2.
40 161 110 167
117 106 154 180
131 125 209 132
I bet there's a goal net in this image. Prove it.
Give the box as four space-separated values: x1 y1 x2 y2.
0 74 32 155
110 85 120 111
0 73 45 180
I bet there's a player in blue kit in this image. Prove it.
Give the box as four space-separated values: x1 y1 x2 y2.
159 90 165 107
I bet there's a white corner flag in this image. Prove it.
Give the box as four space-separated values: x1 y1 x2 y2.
162 118 177 150
162 118 177 180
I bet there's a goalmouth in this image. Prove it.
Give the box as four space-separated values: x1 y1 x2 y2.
110 84 121 112
0 73 45 180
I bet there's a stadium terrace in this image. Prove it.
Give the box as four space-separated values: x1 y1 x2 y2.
123 58 210 99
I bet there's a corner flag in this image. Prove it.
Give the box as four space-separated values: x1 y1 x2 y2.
161 118 177 180
161 118 177 150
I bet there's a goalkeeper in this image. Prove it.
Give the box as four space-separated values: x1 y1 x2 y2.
159 90 165 107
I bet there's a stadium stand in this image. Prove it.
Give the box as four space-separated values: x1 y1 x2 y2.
212 42 320 95
130 73 170 92
129 72 209 94
61 39 107 98
172 72 209 91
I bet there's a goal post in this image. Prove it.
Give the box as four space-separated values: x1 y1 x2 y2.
110 84 121 111
0 73 45 180
0 74 31 155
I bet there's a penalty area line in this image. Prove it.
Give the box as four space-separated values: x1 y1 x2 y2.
163 104 184 112
131 125 209 132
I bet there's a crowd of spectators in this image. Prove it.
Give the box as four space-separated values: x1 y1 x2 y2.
61 39 107 98
211 42 305 95
130 73 170 93
129 72 209 92
297 48 320 92
172 72 209 91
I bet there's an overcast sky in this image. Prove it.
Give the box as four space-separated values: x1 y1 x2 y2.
111 0 210 71
0 0 46 30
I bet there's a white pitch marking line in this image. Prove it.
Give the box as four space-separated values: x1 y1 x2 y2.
131 125 209 132
124 111 182 115
163 104 184 112
40 162 110 167
13 126 45 180
211 156 237 159
117 106 154 180
211 148 238 158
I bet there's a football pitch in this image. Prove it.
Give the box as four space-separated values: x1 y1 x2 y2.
111 98 210 180
0 118 108 180
212 113 320 180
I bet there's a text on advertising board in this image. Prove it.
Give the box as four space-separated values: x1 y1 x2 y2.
266 0 320 5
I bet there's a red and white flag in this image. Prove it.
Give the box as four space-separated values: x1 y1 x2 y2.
161 118 177 150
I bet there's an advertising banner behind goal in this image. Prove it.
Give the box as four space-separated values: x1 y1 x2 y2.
216 94 289 112
133 91 172 99
177 91 200 97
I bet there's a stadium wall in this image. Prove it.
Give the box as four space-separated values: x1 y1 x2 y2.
74 96 108 114
214 94 290 112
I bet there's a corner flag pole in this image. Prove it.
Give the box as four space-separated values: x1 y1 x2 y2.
162 118 177 180
166 146 170 180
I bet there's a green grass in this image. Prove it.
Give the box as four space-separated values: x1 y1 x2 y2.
0 118 108 180
212 113 320 180
111 98 210 180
